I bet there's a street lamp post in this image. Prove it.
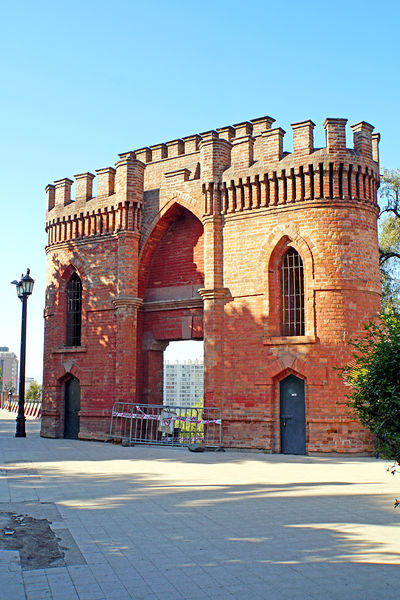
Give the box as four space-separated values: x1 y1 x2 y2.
11 269 34 438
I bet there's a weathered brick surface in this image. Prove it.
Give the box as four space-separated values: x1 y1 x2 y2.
42 115 381 453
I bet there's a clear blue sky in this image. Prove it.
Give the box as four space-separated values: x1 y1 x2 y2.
1 0 399 381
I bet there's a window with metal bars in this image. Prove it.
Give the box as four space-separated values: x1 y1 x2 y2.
281 248 304 336
66 273 82 346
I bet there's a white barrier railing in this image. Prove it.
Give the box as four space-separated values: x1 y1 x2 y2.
109 402 222 449
0 395 41 419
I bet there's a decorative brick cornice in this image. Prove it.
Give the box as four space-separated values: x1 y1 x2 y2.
52 346 87 354
198 288 230 301
115 230 141 240
164 168 191 185
143 298 203 312
113 296 143 310
263 335 317 346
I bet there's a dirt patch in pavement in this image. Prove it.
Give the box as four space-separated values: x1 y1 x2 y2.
0 503 86 570
0 512 64 570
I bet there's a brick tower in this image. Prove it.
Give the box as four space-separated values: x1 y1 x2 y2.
42 115 381 453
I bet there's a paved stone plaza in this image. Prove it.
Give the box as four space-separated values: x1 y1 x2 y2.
0 410 399 600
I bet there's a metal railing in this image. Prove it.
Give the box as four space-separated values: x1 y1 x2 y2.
109 402 222 449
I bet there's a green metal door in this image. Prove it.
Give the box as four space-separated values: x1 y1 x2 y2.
64 378 80 439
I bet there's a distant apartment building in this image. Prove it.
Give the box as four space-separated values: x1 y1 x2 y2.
164 360 204 407
0 347 18 392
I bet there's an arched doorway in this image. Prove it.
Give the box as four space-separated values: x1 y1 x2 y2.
280 374 306 454
139 205 204 405
64 377 80 439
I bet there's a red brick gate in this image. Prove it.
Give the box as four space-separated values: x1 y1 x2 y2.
41 115 380 453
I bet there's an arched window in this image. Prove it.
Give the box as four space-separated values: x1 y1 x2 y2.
281 248 304 336
66 273 82 346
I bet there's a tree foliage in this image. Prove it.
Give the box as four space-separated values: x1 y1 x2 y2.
380 215 400 312
339 312 400 465
379 168 400 220
379 170 400 312
26 381 42 401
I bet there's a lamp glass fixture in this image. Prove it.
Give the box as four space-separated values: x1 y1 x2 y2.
21 269 34 295
16 280 24 298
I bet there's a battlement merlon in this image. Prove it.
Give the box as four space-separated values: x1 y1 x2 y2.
351 121 374 161
96 167 116 197
292 120 315 155
323 118 348 154
372 133 380 165
263 127 286 162
115 152 145 204
54 178 73 207
75 172 95 203
46 115 381 212
199 130 232 182
250 116 275 137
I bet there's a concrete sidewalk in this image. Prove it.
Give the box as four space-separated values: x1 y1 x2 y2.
0 410 399 600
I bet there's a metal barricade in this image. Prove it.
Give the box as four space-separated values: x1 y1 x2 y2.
109 402 222 449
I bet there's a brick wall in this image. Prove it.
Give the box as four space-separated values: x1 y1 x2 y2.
42 115 381 453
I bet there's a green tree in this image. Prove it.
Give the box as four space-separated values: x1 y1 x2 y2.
26 381 42 401
339 312 400 505
379 170 400 312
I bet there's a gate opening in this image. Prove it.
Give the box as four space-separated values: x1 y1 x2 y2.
109 340 221 448
163 340 204 408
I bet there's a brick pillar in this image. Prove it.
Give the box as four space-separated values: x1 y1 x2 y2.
199 287 227 411
113 229 142 402
199 213 227 410
141 341 168 406
41 304 61 438
113 295 142 402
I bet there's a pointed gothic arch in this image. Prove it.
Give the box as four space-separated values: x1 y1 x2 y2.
261 228 316 342
66 272 82 346
140 192 203 253
138 199 204 298
281 247 304 336
53 264 86 348
137 199 205 405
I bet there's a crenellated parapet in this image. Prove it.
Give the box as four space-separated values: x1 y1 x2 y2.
45 114 380 246
46 154 145 247
201 117 380 216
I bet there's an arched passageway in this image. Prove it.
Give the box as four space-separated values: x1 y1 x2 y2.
138 206 204 406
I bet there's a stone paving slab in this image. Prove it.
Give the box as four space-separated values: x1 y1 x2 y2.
0 409 399 599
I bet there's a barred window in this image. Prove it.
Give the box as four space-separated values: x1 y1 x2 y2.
281 248 304 336
66 273 82 346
